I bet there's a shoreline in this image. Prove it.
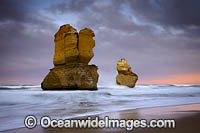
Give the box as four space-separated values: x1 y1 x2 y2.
2 103 200 133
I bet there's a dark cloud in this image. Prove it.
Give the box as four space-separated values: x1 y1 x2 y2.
48 0 153 33
0 0 58 84
0 0 26 22
128 0 200 27
126 0 200 44
0 0 200 84
50 0 95 13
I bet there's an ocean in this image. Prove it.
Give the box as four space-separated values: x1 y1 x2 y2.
0 84 200 131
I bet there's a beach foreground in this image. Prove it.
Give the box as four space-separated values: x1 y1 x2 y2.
3 103 200 133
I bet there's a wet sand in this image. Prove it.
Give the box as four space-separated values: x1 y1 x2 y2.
3 104 200 133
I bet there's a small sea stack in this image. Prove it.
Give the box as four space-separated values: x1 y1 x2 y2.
41 24 99 90
116 58 138 87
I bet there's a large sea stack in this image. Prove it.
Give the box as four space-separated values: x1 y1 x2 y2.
116 58 138 87
41 24 99 90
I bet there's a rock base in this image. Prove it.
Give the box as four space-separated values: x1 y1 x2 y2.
41 64 98 90
116 73 138 88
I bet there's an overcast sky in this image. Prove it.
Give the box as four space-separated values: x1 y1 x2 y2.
0 0 200 85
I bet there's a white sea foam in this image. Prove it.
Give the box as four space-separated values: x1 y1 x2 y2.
0 84 200 131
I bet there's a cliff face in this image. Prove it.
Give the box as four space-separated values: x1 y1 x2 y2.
116 58 138 88
53 24 78 65
41 24 99 90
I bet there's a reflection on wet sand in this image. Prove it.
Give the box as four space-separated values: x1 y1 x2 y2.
3 104 200 133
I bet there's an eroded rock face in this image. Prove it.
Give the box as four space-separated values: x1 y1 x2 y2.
54 24 78 65
116 58 138 88
78 28 95 64
41 24 99 90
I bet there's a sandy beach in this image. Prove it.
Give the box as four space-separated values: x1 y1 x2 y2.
3 103 200 133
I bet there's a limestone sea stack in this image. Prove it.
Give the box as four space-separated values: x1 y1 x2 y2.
41 24 99 90
116 58 138 88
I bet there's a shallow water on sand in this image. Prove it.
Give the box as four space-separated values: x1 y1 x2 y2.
0 84 200 131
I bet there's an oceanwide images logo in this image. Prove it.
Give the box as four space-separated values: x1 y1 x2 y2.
24 115 176 130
